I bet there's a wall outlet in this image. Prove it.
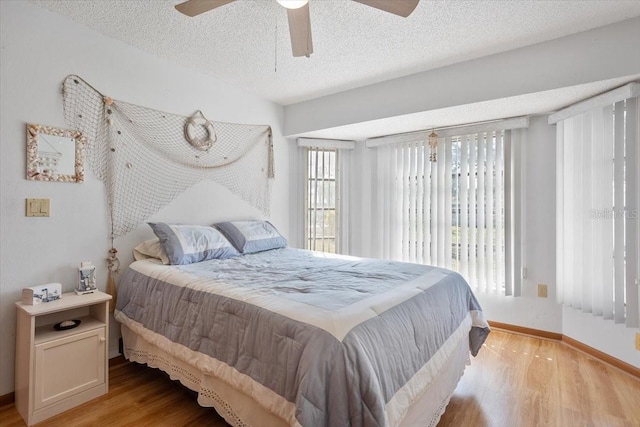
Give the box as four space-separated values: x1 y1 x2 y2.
636 333 640 351
537 284 548 298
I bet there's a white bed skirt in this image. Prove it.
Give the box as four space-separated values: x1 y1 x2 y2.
120 324 469 427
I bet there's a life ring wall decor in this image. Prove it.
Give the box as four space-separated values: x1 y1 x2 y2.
184 110 216 151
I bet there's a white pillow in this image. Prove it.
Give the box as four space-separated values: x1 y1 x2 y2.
133 238 170 265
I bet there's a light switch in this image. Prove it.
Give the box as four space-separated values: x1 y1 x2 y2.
26 198 50 217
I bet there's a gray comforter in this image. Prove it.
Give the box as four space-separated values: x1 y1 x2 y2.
115 248 489 426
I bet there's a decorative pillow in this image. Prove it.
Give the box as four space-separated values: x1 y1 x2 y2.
133 238 170 265
214 220 287 254
148 223 240 265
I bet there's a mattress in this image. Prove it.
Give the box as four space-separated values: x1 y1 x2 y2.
115 248 489 426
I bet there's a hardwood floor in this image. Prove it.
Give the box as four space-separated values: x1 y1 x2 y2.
438 330 640 427
1 330 638 426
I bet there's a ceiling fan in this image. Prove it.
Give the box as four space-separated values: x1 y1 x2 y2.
175 0 420 58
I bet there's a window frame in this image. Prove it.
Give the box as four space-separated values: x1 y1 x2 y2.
304 147 340 253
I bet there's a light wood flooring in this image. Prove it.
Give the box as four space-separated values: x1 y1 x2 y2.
1 330 638 426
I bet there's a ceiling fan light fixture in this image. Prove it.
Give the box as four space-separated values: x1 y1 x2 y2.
276 0 309 10
175 0 418 58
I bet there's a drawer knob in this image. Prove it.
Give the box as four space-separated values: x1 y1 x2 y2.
99 337 106 343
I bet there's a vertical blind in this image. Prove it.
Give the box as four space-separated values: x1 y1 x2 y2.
371 128 522 296
555 94 639 327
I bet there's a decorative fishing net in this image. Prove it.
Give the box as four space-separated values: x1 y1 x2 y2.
61 75 274 239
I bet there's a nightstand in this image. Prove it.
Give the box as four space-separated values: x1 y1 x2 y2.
14 291 112 426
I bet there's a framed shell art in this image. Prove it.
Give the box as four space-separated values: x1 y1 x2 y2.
26 123 86 183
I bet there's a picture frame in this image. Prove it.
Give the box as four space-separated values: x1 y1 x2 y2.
26 123 86 183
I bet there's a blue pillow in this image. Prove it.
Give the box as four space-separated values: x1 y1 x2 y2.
214 220 287 254
148 223 240 265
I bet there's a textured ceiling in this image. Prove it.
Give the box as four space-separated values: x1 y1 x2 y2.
30 0 640 106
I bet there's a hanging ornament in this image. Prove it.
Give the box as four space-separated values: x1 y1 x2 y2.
428 130 438 162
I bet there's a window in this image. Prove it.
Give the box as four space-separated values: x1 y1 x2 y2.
305 147 338 253
452 132 507 294
369 123 525 296
555 91 639 327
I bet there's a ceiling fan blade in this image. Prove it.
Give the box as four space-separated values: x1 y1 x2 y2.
287 3 313 58
352 0 419 17
175 0 236 17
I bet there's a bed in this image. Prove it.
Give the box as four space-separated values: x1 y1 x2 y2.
114 222 489 427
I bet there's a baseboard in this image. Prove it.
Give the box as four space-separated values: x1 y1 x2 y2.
488 321 563 341
0 392 14 408
561 335 640 379
489 320 640 379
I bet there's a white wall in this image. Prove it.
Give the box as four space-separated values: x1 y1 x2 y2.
0 1 289 396
476 115 562 333
284 17 640 136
